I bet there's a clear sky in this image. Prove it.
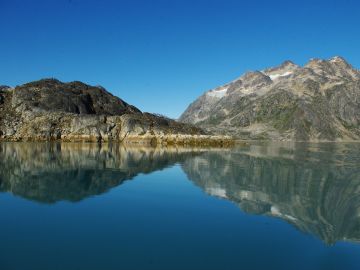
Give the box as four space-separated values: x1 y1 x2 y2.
1 0 359 118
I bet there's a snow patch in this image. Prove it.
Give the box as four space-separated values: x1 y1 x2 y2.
330 56 343 63
207 87 228 98
269 71 293 80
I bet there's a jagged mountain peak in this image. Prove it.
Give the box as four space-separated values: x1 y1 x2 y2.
264 60 299 73
241 70 268 79
304 56 359 79
263 60 300 81
328 56 357 72
281 60 297 66
180 57 360 141
306 57 326 64
305 56 352 68
329 55 349 64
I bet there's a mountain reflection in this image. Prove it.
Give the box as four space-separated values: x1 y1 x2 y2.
0 143 201 203
182 142 360 245
0 142 360 244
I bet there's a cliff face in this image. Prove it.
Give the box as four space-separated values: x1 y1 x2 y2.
180 57 360 141
0 79 220 145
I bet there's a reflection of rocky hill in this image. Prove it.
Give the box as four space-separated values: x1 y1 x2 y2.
0 143 201 203
182 143 360 244
2 142 360 244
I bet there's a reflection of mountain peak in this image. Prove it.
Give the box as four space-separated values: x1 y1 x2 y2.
181 143 360 245
1 142 360 245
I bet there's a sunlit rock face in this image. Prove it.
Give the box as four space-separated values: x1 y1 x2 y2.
181 143 360 244
180 56 360 141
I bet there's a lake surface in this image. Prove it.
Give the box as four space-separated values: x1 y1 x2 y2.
0 142 360 270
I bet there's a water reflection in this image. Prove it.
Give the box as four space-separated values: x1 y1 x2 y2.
0 143 201 203
0 142 359 245
182 142 360 244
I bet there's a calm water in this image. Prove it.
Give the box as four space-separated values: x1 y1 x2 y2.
0 142 360 270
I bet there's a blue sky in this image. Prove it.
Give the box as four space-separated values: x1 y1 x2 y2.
1 0 359 118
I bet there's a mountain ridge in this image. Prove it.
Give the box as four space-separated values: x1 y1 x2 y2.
180 56 360 141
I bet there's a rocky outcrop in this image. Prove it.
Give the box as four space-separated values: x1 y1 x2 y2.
180 56 360 141
0 79 233 146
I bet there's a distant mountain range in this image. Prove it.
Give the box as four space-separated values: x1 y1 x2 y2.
180 56 360 141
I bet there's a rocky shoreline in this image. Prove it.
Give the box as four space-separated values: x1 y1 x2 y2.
0 133 235 147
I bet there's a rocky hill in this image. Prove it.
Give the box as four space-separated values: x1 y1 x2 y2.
180 56 360 141
0 79 232 145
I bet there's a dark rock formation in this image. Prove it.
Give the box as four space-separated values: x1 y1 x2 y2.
12 79 140 115
0 79 233 145
180 56 360 141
